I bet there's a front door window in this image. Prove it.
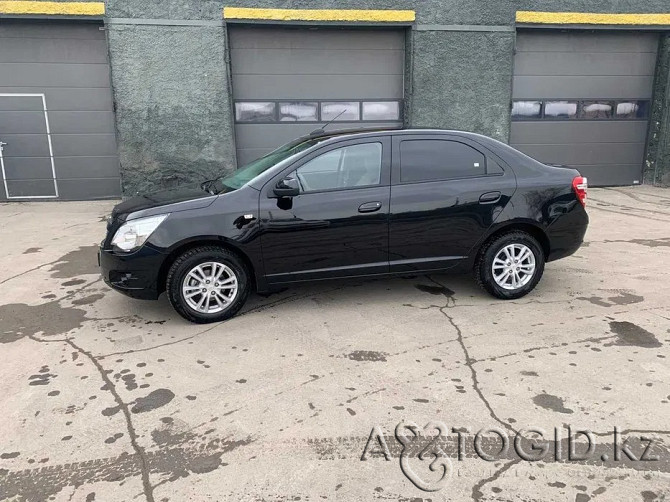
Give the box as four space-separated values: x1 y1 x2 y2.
295 143 382 192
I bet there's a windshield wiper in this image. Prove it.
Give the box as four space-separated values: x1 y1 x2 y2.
200 179 217 195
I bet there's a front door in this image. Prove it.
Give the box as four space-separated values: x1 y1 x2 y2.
389 134 517 272
259 136 391 283
0 94 58 199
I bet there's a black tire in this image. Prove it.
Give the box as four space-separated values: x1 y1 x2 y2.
474 231 545 300
166 246 251 324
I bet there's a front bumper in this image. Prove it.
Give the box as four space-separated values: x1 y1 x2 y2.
99 244 166 300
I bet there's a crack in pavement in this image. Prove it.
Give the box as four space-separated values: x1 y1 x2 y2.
602 187 670 204
422 275 514 434
471 458 522 501
470 334 618 364
0 250 99 287
588 197 670 217
97 283 358 360
66 338 156 502
25 333 155 502
590 428 670 438
0 262 54 286
588 204 670 223
439 305 514 434
0 435 252 501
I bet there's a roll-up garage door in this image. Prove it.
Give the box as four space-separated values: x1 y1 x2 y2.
229 26 405 166
511 31 658 186
0 20 120 200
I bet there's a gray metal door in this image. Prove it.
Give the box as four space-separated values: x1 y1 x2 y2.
0 94 57 198
511 31 659 186
0 20 120 200
229 26 405 166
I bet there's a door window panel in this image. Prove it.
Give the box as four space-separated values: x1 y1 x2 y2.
362 101 400 121
511 100 542 120
235 102 275 122
320 102 360 121
279 102 318 122
616 100 650 119
544 101 578 119
580 101 614 119
295 143 382 192
400 140 486 182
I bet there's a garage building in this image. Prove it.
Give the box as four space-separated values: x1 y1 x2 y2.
0 2 669 199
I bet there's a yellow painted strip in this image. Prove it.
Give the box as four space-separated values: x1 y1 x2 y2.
0 1 104 15
224 7 415 23
516 11 670 26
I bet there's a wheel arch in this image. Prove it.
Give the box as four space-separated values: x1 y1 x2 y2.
476 221 550 261
156 236 259 295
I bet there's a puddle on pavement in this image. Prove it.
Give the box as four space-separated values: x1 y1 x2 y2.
608 321 662 348
130 388 175 414
415 284 455 297
0 302 87 344
605 238 670 248
532 393 573 414
49 245 99 278
71 294 105 306
346 350 388 362
577 292 643 308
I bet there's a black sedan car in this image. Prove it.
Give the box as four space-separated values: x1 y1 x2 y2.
100 128 588 323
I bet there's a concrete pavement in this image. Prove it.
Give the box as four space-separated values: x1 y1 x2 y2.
0 186 669 501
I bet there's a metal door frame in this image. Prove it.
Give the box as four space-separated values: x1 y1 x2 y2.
0 93 59 199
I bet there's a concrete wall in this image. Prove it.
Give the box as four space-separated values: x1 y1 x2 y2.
106 25 234 195
98 0 670 193
408 30 514 141
645 34 670 186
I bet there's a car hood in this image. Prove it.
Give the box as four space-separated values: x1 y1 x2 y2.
111 183 217 222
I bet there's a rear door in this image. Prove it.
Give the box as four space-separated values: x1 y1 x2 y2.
259 136 391 283
389 134 516 273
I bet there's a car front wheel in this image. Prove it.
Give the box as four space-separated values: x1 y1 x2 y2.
166 246 250 323
475 231 545 300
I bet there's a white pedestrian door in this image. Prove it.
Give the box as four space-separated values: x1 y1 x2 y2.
0 94 58 198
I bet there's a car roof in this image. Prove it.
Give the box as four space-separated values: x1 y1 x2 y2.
296 127 507 152
303 127 483 142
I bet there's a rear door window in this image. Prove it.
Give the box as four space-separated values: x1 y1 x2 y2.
399 139 486 182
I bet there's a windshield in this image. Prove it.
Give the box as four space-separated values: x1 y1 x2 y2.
212 138 320 194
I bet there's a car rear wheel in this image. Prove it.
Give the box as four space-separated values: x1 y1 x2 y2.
475 231 545 300
166 246 250 323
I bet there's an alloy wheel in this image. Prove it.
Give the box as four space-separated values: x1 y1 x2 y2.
491 243 536 290
181 261 238 314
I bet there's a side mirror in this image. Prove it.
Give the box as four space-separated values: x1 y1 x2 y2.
273 177 300 198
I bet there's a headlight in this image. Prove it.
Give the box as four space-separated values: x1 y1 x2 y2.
111 214 169 252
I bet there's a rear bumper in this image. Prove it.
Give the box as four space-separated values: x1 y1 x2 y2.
546 207 589 262
99 244 166 300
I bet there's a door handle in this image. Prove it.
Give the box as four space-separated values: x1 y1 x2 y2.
358 201 382 213
479 191 501 204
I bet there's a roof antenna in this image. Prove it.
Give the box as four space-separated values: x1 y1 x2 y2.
309 109 346 136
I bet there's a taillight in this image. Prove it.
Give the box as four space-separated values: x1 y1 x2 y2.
572 176 587 207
